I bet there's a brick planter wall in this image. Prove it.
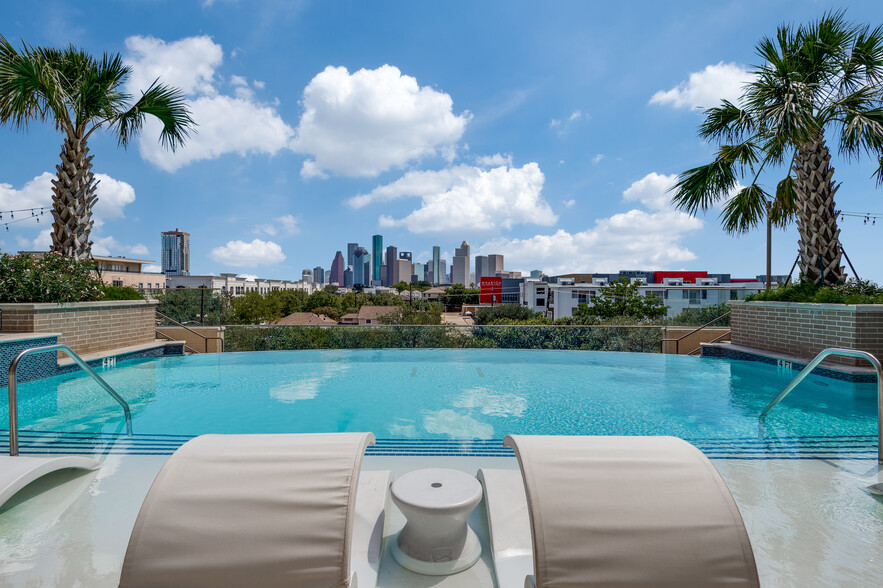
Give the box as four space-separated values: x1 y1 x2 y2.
0 300 157 357
729 301 883 365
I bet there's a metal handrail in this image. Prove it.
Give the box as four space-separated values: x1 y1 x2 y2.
759 347 883 463
660 311 731 354
156 311 224 353
687 330 733 355
7 344 133 456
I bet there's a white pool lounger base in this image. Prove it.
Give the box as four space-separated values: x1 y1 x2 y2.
119 432 389 588
476 468 534 587
0 455 99 509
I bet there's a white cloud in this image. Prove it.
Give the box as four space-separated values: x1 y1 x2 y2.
238 273 258 281
549 119 561 128
650 62 751 110
568 110 584 121
622 172 678 211
354 163 555 234
143 264 162 273
550 110 588 134
592 154 605 164
254 214 300 236
563 199 576 208
0 171 136 222
292 65 470 178
477 172 706 274
253 80 265 89
124 35 223 97
91 236 151 258
475 153 513 167
210 238 286 266
125 35 296 172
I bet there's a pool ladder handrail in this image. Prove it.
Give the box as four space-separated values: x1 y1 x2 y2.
758 347 883 463
7 344 133 457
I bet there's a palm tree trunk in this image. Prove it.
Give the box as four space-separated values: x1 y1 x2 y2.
50 133 97 260
792 134 844 285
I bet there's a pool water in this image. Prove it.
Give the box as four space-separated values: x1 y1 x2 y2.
1 349 877 458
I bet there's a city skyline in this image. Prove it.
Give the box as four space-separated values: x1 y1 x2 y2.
1 2 882 282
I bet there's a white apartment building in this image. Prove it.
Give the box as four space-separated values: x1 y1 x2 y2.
167 273 321 295
521 277 765 319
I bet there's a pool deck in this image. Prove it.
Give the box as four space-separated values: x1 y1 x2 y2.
1 454 881 587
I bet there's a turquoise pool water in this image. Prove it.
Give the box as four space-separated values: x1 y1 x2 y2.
1 349 877 458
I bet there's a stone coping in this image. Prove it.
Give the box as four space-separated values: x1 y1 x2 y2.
701 342 879 382
0 332 62 344
0 300 157 311
56 340 185 367
729 300 883 311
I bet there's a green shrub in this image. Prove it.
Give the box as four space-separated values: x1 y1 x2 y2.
99 284 144 300
474 305 539 324
747 279 883 304
0 252 103 302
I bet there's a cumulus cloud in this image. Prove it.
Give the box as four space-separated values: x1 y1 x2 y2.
650 62 751 110
91 236 151 257
477 172 706 274
353 163 555 234
254 214 299 236
622 172 679 210
292 65 470 178
143 264 162 273
0 172 135 220
550 109 588 134
125 35 296 172
475 153 512 167
592 154 605 164
210 238 286 266
563 199 576 208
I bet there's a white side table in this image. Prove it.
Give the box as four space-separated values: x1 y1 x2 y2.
390 468 483 575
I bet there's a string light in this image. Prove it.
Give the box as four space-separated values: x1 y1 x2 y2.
0 206 48 231
840 211 881 226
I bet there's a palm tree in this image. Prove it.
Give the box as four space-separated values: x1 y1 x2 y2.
0 36 194 259
671 12 883 286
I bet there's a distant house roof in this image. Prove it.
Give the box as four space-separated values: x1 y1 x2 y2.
424 287 447 294
274 312 338 326
356 305 401 322
340 313 359 324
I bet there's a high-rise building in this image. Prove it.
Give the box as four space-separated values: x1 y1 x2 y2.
439 259 447 284
530 269 543 279
397 259 412 284
302 269 313 282
313 266 325 284
330 251 345 285
161 229 190 277
414 262 425 282
452 240 470 286
353 247 370 286
372 235 383 282
399 251 412 262
488 254 504 276
343 267 353 288
347 242 359 267
385 246 398 285
475 255 490 283
364 261 371 286
431 246 441 285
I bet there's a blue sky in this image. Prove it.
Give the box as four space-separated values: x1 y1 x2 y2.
1 0 882 281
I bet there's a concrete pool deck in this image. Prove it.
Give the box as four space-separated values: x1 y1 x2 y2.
1 454 881 587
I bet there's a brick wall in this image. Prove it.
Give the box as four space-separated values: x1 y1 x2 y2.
730 301 883 365
0 300 157 357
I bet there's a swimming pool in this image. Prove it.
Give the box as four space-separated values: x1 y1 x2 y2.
1 349 877 458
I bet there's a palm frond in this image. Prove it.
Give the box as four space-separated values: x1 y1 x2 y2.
699 101 754 142
113 80 194 150
838 105 883 159
770 176 798 228
669 158 738 215
719 184 770 234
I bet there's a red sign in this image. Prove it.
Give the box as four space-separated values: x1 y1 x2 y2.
480 277 503 304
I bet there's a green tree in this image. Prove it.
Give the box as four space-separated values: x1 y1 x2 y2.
671 12 883 286
441 284 465 306
577 278 667 321
474 304 539 324
0 37 194 259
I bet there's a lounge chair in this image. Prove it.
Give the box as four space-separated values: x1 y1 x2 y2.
481 435 759 588
118 433 390 588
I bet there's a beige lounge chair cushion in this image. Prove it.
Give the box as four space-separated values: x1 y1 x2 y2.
119 433 375 588
504 435 759 588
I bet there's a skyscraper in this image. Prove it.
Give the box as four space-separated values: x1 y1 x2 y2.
452 240 470 285
302 269 313 282
475 255 490 283
313 266 325 284
353 247 369 286
399 251 412 262
330 251 345 285
431 246 441 285
347 242 359 267
161 229 190 277
488 254 504 276
384 245 398 285
414 262 425 282
372 235 383 283
397 259 412 284
439 259 447 284
343 267 353 288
